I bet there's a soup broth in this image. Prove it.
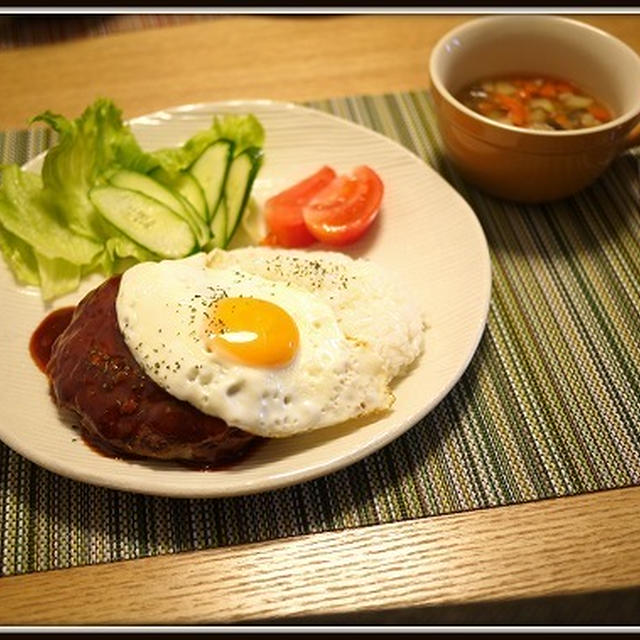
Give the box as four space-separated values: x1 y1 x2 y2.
457 74 612 131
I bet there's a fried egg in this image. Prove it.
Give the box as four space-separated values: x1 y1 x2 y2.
116 249 424 438
207 247 425 379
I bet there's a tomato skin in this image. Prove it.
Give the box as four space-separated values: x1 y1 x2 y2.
263 166 336 247
302 166 383 246
263 202 317 247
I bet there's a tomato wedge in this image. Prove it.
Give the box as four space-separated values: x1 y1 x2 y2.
302 165 383 246
263 166 336 248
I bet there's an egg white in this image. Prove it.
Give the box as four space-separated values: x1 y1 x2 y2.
116 253 397 438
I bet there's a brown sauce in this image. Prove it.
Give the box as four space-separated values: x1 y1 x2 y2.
29 279 263 471
29 306 76 373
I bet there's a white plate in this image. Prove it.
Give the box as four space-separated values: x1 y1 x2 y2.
0 100 491 497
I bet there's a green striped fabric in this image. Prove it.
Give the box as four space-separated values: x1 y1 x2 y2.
1 91 639 576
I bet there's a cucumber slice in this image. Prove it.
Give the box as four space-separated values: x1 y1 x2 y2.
109 169 209 247
208 199 227 249
90 186 196 259
223 147 264 246
189 140 234 222
150 167 208 222
176 172 208 222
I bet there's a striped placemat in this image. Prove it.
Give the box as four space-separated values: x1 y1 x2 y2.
1 91 639 577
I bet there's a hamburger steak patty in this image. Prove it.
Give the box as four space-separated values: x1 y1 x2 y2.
47 275 262 465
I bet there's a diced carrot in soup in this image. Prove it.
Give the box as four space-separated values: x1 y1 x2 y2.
539 83 557 98
588 104 612 123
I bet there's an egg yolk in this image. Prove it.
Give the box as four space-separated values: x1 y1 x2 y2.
203 297 299 367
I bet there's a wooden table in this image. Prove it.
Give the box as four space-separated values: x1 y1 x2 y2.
2 13 640 625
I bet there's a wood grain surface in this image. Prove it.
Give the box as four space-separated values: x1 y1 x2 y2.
2 486 639 624
2 14 639 129
1 13 640 625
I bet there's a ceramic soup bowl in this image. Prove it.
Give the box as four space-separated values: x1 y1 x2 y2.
429 16 640 202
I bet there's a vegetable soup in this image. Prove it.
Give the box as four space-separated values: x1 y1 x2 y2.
457 75 613 131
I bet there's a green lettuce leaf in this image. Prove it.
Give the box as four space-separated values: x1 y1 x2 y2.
0 221 40 286
76 230 159 280
105 233 157 265
150 113 265 177
0 166 102 264
211 113 265 151
34 253 81 301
